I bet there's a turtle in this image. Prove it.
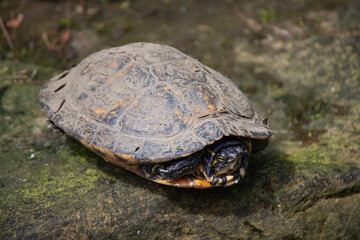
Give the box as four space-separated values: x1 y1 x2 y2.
39 42 272 188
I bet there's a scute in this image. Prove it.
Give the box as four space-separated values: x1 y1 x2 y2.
39 42 272 163
92 127 117 151
120 84 192 138
72 116 97 142
183 84 219 118
141 140 173 161
194 121 223 143
205 66 255 118
115 137 143 159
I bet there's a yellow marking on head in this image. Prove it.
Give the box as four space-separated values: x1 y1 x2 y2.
133 100 138 105
128 62 133 68
111 111 116 115
211 160 217 166
94 109 106 115
229 160 237 170
176 109 180 116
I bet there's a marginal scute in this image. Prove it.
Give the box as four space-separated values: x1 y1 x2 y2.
52 112 64 126
141 140 173 162
206 68 254 119
249 130 271 139
132 42 187 65
39 101 50 113
115 137 142 158
71 117 97 142
114 154 130 163
173 133 204 156
152 59 206 85
92 127 117 151
194 121 223 143
50 70 70 82
216 119 230 136
223 117 250 136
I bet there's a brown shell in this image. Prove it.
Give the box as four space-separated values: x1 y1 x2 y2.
39 42 272 163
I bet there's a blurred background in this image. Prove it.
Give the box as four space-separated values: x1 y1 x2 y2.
1 0 360 239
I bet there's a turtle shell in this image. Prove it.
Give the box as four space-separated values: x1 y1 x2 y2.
39 42 272 164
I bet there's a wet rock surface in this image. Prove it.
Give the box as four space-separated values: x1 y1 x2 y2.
1 0 359 239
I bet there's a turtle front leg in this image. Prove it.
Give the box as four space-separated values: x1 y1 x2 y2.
137 151 202 182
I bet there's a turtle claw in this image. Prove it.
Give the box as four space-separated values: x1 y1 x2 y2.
53 128 65 134
46 120 65 134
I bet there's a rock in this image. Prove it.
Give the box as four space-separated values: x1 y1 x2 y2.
1 1 359 239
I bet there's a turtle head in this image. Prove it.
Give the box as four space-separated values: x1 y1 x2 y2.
198 137 251 187
211 145 244 176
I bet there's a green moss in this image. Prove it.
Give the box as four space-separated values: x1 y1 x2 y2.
8 163 100 209
282 102 360 171
1 143 105 215
290 143 336 166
